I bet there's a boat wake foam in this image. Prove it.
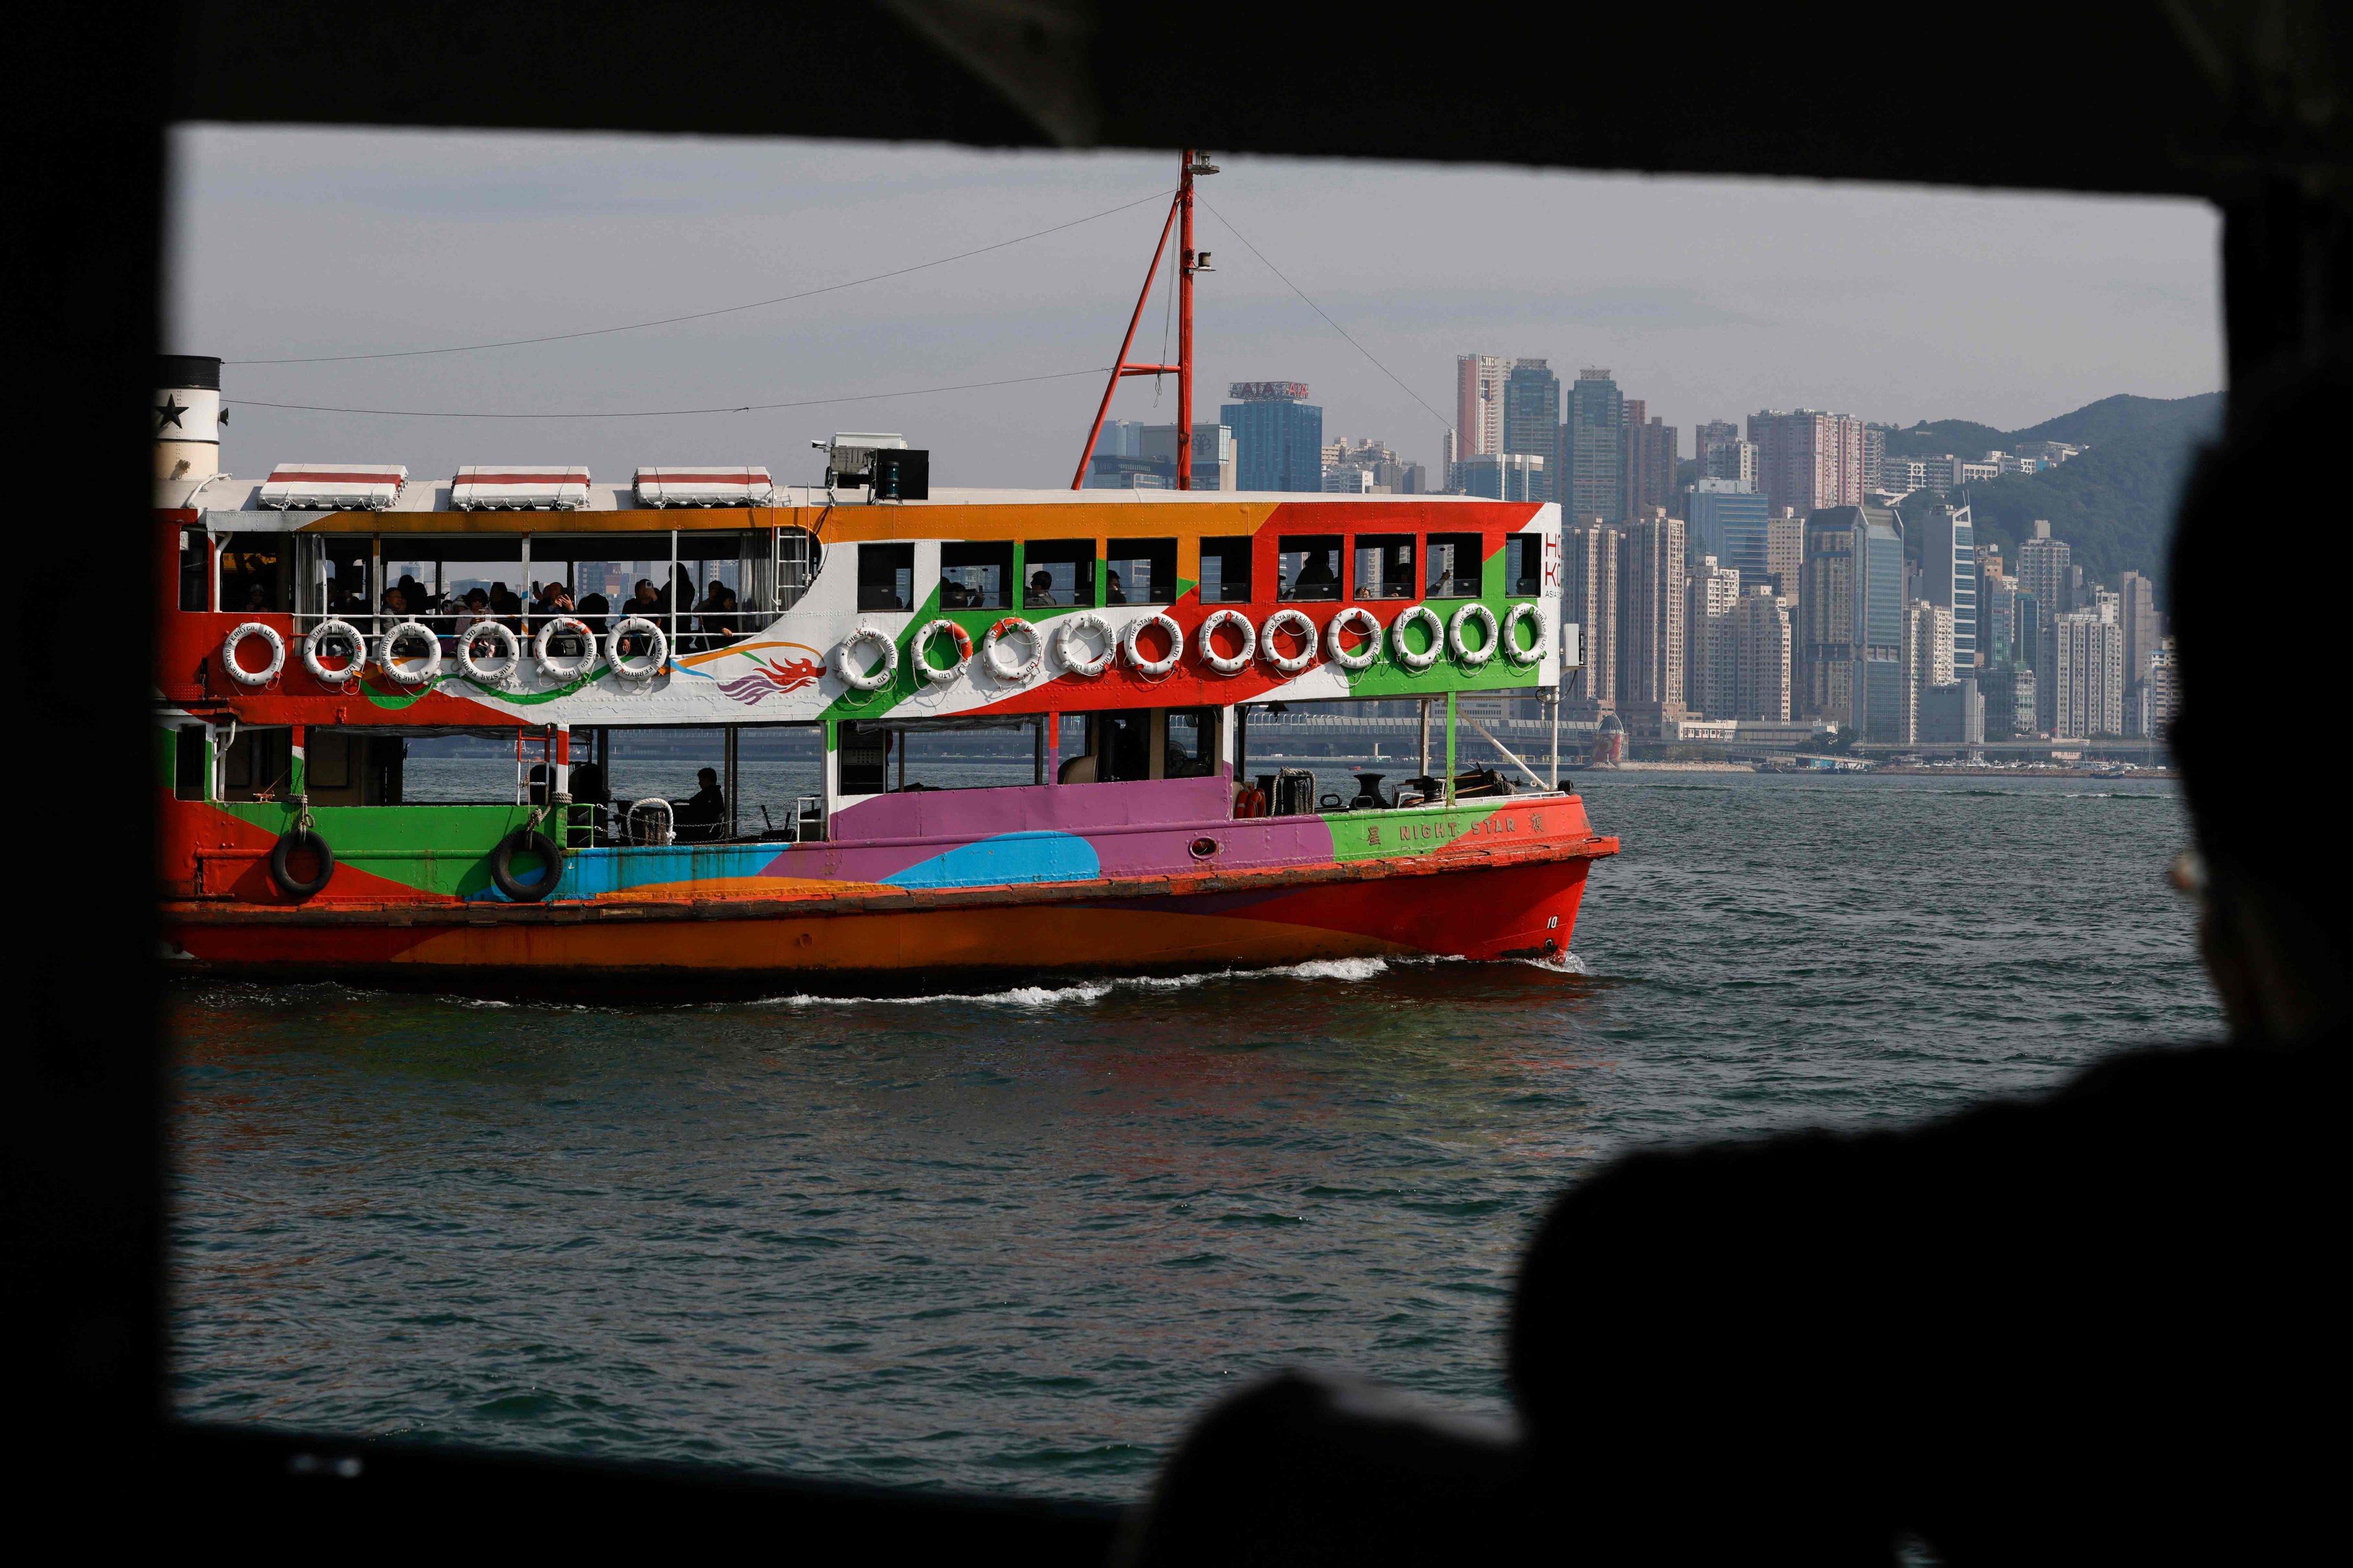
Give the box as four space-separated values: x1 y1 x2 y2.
770 954 1407 1010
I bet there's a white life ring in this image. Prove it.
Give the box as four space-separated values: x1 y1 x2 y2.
1260 608 1319 675
533 616 597 681
982 617 1043 682
1502 601 1546 667
607 616 670 683
456 620 520 685
1325 607 1383 672
221 621 286 688
299 619 365 686
378 619 442 686
835 624 898 692
913 619 974 684
1391 604 1443 673
1197 608 1256 675
1449 602 1499 668
1123 610 1185 677
1056 612 1113 678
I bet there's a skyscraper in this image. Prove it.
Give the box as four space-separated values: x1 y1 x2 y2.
1765 508 1804 596
2119 569 2161 710
1455 354 1505 458
2015 521 2073 619
1502 359 1561 501
1915 504 1978 670
1694 419 1742 480
1685 481 1772 586
2043 611 2127 739
1796 504 1905 736
1862 425 1887 493
1730 586 1792 721
1220 382 1324 492
1901 600 1955 744
1561 519 1619 719
1566 369 1625 522
1685 554 1741 717
1978 566 2018 674
1749 408 1868 516
1622 402 1678 519
1617 508 1688 729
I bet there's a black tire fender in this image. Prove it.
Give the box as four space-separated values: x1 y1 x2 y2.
268 825 335 899
491 828 565 902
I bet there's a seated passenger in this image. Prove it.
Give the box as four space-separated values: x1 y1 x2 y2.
674 766 726 843
695 580 736 644
1024 569 1058 608
576 592 611 636
941 578 973 608
1293 552 1338 598
1106 569 1128 605
461 588 493 624
381 585 410 618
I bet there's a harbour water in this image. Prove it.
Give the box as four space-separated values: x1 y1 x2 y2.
170 770 2216 1497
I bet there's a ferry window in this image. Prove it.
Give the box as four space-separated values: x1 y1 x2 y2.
295 535 373 621
1201 536 1253 603
1508 534 1542 597
1103 538 1178 605
1277 534 1342 601
857 542 915 612
1022 539 1096 608
837 721 890 793
173 726 207 801
218 534 290 615
1162 708 1216 778
1426 532 1484 598
178 528 210 611
677 531 761 647
1092 710 1151 782
380 535 529 628
941 541 1013 609
220 728 292 801
1353 534 1415 600
530 533 675 633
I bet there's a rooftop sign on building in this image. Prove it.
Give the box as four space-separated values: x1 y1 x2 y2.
1227 381 1310 402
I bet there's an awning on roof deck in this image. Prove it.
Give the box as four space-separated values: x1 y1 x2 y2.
634 466 775 507
256 464 407 510
451 465 591 510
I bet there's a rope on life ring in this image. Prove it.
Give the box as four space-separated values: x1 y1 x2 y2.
221 621 286 688
913 619 974 684
607 616 669 683
378 619 442 686
1123 610 1185 677
1056 612 1113 677
1197 608 1255 675
982 616 1043 682
1261 607 1318 675
1325 606 1383 672
456 620 520 685
1391 604 1444 673
1502 601 1546 667
1449 601 1499 669
533 616 597 682
300 619 365 687
834 624 898 692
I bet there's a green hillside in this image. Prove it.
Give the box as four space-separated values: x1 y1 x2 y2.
1884 391 2221 593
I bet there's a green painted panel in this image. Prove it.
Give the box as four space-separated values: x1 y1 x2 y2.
220 801 539 896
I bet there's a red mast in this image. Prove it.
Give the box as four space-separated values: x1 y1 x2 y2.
1070 149 1214 491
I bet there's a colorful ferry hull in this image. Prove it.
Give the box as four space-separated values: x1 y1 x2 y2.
156 461 1615 987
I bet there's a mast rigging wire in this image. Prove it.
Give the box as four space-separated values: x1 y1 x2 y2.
227 188 1178 366
1197 196 1453 435
234 368 1114 420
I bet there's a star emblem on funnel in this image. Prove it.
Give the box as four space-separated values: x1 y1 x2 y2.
156 394 188 430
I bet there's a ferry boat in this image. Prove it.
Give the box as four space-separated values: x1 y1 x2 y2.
155 160 1615 990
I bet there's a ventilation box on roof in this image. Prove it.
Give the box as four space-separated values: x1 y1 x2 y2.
257 464 408 511
451 465 590 510
634 466 774 507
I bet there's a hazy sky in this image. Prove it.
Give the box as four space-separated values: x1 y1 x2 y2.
171 127 2224 489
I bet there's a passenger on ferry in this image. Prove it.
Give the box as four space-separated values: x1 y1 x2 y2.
1025 569 1058 608
695 580 737 644
381 584 410 617
1106 570 1128 605
626 579 662 619
577 592 611 635
675 767 726 842
529 580 574 622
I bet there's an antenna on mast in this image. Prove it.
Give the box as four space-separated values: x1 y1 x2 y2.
1070 150 1216 491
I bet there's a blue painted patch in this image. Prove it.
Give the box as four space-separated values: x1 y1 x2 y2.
882 831 1101 891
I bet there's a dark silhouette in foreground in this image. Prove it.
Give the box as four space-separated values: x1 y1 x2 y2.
1120 365 2348 1565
